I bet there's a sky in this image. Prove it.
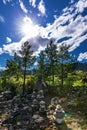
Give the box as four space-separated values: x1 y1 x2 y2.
0 0 87 70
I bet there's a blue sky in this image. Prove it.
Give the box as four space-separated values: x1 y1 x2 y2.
0 0 87 70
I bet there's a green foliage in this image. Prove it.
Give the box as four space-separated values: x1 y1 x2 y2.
73 80 83 87
0 77 2 92
1 39 87 99
6 59 21 80
4 77 22 92
57 43 77 88
37 40 58 84
45 40 58 84
72 71 87 87
37 51 46 80
15 41 36 94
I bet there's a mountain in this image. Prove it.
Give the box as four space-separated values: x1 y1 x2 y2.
76 62 87 72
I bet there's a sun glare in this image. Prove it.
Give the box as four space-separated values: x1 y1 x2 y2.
18 16 39 38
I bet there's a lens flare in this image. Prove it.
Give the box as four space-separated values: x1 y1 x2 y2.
17 16 39 38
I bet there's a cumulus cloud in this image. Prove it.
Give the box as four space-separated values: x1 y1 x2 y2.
70 0 74 4
29 36 49 52
19 0 28 13
6 37 12 43
29 0 36 8
2 35 49 57
78 52 87 61
76 0 87 13
3 41 22 56
0 48 3 55
38 0 46 16
0 15 5 23
39 0 87 52
3 0 12 4
1 0 87 61
0 66 6 71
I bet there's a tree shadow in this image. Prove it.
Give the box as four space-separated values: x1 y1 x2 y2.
75 112 87 130
55 121 72 130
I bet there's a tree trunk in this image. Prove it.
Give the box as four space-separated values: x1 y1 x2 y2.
52 69 54 85
22 62 26 95
51 61 54 85
61 63 64 88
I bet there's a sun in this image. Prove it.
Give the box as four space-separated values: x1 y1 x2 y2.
17 16 39 38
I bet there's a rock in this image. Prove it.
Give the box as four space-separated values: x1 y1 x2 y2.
53 104 65 124
0 88 49 130
32 99 39 111
51 97 59 106
39 100 46 115
31 91 37 99
32 114 40 120
0 91 13 101
33 74 49 93
37 90 44 101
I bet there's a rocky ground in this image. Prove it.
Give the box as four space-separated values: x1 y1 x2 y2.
0 91 87 130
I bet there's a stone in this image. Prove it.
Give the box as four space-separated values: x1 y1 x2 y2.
35 116 44 123
37 90 44 101
31 91 37 99
0 90 13 101
32 99 39 111
51 97 59 106
53 104 65 124
39 100 46 115
32 114 45 129
33 73 49 93
32 114 40 120
0 87 49 130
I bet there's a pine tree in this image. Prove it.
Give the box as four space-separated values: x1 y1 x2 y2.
45 40 58 84
17 41 36 94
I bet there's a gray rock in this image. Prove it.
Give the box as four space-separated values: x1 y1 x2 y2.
51 97 59 106
53 104 65 124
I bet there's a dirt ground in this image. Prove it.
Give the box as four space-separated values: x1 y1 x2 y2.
0 95 87 130
45 95 87 130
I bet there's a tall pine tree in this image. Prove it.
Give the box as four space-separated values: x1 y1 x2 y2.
17 41 36 94
45 40 58 84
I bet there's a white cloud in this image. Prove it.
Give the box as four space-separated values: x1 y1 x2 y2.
3 41 22 56
34 61 38 66
2 35 49 57
0 48 3 55
38 0 87 52
38 0 46 16
78 52 87 61
0 15 5 23
29 0 36 8
1 0 87 60
68 34 87 52
29 36 49 52
76 0 87 13
6 37 12 43
70 0 74 4
0 66 6 71
19 0 28 13
3 0 12 4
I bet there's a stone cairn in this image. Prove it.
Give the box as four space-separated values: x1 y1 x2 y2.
0 81 47 130
50 97 65 124
0 75 65 129
53 104 65 124
46 96 65 129
33 73 48 93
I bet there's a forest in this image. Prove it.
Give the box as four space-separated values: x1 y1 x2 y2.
0 40 87 130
